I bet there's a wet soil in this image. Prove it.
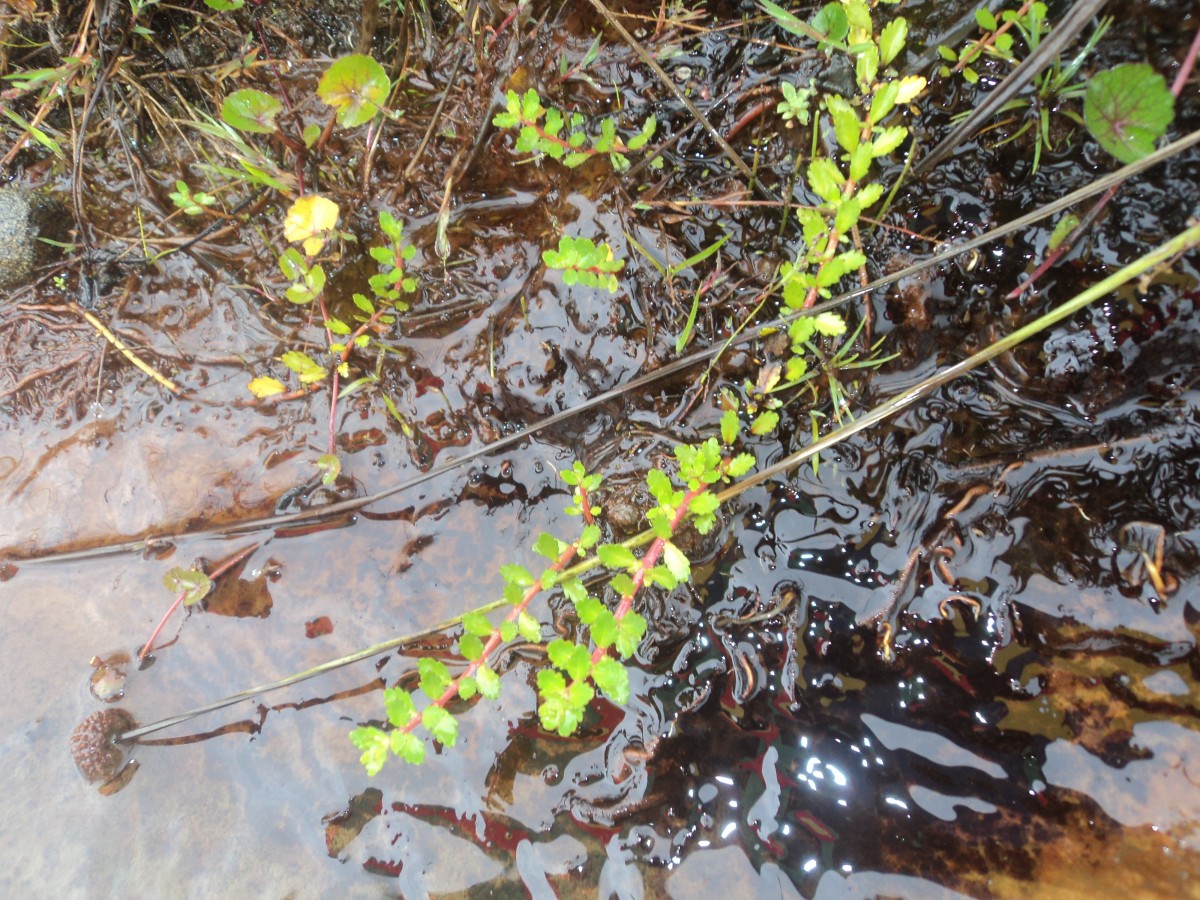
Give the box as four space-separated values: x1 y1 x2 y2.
1 0 1199 896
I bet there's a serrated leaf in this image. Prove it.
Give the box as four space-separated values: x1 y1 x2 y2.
807 158 845 203
598 543 638 570
878 17 907 66
384 687 416 728
589 607 618 648
418 657 451 699
720 408 740 446
476 664 501 700
391 730 425 765
750 410 779 435
826 95 860 153
500 620 517 642
317 54 390 128
661 541 691 583
614 612 647 659
462 611 494 638
870 125 907 157
422 706 457 748
349 726 390 776
500 563 534 587
576 596 605 625
459 634 484 661
1084 63 1174 164
591 657 629 705
894 75 926 105
458 676 478 700
813 311 847 336
726 453 756 478
534 531 563 560
517 611 542 643
611 573 635 597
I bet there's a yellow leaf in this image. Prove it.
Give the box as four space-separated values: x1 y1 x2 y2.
248 376 286 398
895 76 927 105
283 195 340 257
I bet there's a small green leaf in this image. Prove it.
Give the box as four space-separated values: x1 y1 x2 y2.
384 687 416 728
807 158 844 203
163 567 213 606
750 410 779 435
315 453 341 486
720 408 740 446
418 657 452 699
476 664 501 700
661 541 691 583
614 612 647 659
591 657 629 705
598 543 638 570
460 634 484 661
1084 62 1174 164
590 608 618 649
422 706 458 748
462 611 494 638
826 95 860 153
500 563 534 587
517 611 542 643
391 730 425 765
317 54 391 128
220 89 281 134
1048 213 1081 252
813 311 847 336
349 726 390 776
534 532 564 560
726 453 756 478
877 17 907 66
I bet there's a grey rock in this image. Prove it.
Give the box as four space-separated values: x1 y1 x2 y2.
0 188 70 289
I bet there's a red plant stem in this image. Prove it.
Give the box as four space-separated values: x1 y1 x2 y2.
1172 26 1200 96
396 540 583 737
392 482 597 736
138 543 260 661
725 101 772 142
514 116 632 159
591 481 709 666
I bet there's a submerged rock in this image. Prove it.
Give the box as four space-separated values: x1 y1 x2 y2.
0 188 70 289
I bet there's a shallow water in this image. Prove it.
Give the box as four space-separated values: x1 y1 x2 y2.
2 0 1199 896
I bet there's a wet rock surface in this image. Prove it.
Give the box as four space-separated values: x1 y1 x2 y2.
0 188 69 289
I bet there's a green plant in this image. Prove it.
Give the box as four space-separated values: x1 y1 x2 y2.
763 0 921 324
939 2 1113 172
936 2 1029 84
350 428 755 773
491 88 657 172
776 81 816 127
249 204 416 400
543 234 626 292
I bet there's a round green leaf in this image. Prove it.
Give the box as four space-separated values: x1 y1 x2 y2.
1084 63 1174 164
221 89 282 135
318 54 390 128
